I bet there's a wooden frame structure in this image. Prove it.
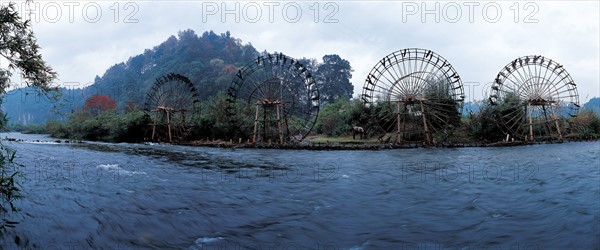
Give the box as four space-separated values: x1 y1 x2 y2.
252 100 284 144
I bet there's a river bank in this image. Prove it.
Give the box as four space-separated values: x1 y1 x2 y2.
180 138 598 150
3 134 599 150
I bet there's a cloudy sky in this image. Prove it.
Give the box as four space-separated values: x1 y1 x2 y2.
2 0 599 103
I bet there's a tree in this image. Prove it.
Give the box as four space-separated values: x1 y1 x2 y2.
0 3 57 93
298 57 319 73
1 1 57 231
84 95 117 116
314 54 354 104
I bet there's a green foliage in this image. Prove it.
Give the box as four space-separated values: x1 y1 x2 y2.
0 143 23 231
314 55 354 104
49 93 276 143
567 110 600 139
187 94 237 140
496 92 525 135
47 109 150 142
316 102 347 136
423 76 461 129
89 29 259 108
45 120 69 138
0 3 57 92
368 101 395 135
466 101 505 141
3 123 47 134
315 98 366 136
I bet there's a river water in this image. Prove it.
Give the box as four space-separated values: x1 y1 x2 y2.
0 132 598 249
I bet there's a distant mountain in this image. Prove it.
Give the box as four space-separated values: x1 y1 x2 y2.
461 101 482 116
1 87 83 125
460 97 600 117
583 97 600 114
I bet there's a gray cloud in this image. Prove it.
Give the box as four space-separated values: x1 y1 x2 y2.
5 1 598 102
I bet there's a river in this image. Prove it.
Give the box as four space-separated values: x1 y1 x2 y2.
0 132 598 249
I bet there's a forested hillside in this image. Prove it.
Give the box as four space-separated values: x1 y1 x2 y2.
88 30 259 107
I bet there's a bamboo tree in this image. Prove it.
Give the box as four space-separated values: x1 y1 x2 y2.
1 1 57 231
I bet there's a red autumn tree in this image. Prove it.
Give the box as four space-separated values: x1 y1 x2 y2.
84 95 116 116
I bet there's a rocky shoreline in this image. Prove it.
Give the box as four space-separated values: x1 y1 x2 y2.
1 137 84 144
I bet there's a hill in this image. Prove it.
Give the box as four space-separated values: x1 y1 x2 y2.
1 29 355 125
86 30 259 107
1 87 84 125
583 97 600 114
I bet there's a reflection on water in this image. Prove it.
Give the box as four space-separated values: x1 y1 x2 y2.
0 132 599 249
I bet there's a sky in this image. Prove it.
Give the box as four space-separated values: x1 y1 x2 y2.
1 0 599 103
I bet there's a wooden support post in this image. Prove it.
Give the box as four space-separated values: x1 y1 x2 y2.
167 110 172 142
396 101 401 144
528 103 534 142
253 102 260 143
402 107 407 143
420 100 431 145
276 102 283 144
263 103 267 144
550 108 563 140
151 111 158 141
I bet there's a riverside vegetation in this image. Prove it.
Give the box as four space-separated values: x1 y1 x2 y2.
9 96 598 145
3 29 598 145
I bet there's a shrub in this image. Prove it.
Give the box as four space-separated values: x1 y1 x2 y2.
567 110 600 139
47 108 150 142
467 102 505 142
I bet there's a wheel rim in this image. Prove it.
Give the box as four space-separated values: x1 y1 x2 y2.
226 53 319 143
144 73 200 142
490 55 579 141
362 48 464 144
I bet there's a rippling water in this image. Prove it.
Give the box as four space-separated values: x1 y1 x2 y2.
0 132 598 249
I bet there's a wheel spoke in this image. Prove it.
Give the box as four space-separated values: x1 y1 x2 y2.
144 73 199 142
490 56 579 141
361 48 464 144
226 53 319 143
